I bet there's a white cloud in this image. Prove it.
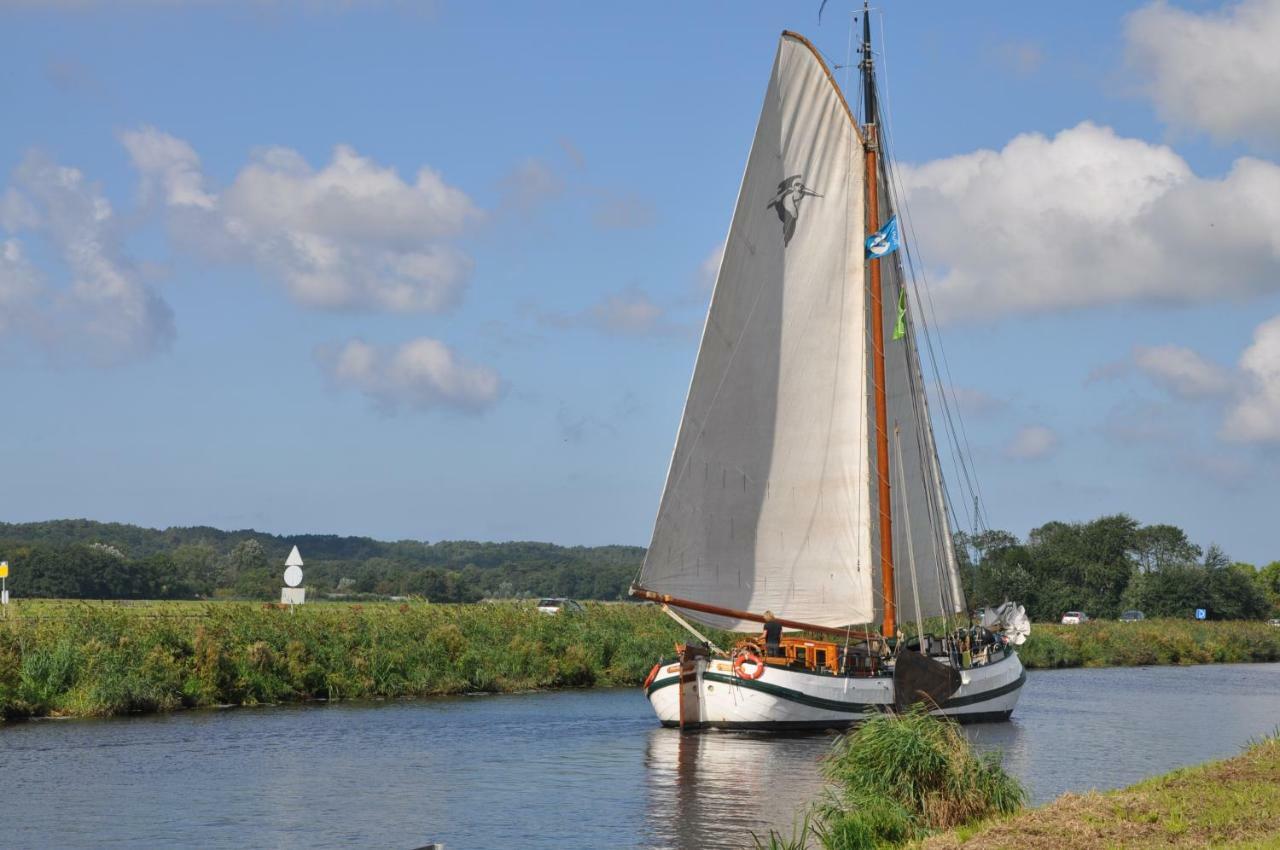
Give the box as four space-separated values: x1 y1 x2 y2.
1127 0 1280 148
593 194 656 230
540 287 686 337
0 151 174 364
1222 314 1280 442
1005 425 1058 460
991 40 1044 76
900 122 1280 320
949 386 1005 417
319 337 503 415
0 238 41 330
124 127 481 313
592 290 664 333
558 137 586 170
499 158 563 211
119 126 214 209
1 188 40 230
1133 344 1233 399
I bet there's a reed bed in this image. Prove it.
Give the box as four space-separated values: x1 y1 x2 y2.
3 602 1278 721
0 600 692 720
1019 619 1280 668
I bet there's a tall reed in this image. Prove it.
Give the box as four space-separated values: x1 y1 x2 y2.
0 600 697 720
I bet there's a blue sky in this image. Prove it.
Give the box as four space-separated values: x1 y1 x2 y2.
2 1 1279 564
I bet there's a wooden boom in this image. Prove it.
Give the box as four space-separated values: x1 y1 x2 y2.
629 584 878 642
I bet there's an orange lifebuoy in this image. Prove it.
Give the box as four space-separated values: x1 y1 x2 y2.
643 662 661 689
732 649 765 680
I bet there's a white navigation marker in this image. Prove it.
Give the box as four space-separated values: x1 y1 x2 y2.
284 546 304 587
281 546 305 606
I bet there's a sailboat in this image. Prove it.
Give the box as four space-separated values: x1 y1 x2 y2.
630 19 1027 730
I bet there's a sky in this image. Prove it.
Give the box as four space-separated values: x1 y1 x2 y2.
1 0 1279 564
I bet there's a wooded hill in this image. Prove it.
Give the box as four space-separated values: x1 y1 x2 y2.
1 515 1277 618
0 520 644 602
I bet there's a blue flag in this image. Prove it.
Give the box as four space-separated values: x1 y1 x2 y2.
866 215 900 259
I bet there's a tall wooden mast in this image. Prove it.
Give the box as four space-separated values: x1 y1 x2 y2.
862 5 897 638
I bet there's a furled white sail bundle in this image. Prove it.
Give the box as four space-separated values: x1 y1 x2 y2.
870 202 967 621
638 34 874 630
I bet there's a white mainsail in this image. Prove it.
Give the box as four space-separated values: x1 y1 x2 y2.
638 33 873 630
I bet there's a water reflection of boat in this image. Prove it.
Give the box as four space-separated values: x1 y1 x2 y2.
642 728 831 850
631 12 1027 730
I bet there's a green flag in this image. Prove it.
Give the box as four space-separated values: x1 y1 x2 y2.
892 288 906 340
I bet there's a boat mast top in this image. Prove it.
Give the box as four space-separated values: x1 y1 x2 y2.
861 1 877 133
860 1 898 638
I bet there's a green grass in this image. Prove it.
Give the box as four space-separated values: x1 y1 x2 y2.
0 599 702 720
1020 619 1280 668
918 732 1280 849
756 709 1026 850
816 709 1025 849
3 601 1279 721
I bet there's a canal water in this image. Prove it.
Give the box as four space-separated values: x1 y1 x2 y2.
2 663 1278 849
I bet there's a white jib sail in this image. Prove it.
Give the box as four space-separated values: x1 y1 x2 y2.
638 33 873 631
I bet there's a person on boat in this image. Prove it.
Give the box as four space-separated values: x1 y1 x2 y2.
761 610 783 657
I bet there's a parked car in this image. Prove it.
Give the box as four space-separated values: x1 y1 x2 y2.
1268 618 1280 628
1060 611 1089 625
536 597 584 615
1119 610 1146 622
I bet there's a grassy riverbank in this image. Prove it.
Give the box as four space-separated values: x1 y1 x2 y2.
0 600 696 720
761 714 1280 850
3 601 1279 721
1020 619 1280 667
919 733 1280 849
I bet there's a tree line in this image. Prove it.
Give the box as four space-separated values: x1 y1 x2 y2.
960 514 1280 621
1 516 1277 619
0 520 643 603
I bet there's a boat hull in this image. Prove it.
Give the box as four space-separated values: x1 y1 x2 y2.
644 651 1024 730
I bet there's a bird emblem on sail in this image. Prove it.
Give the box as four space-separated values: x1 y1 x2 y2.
766 175 822 246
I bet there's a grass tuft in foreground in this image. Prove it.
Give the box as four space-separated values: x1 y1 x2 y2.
756 709 1025 850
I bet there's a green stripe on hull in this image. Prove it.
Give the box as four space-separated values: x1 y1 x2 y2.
646 668 1026 714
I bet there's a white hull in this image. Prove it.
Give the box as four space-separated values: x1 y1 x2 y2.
645 651 1024 730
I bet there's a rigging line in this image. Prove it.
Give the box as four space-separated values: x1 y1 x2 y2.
886 160 990 531
892 228 966 619
661 604 727 656
878 143 980 529
877 145 989 532
888 230 963 624
895 280 955 613
867 16 983 535
877 120 989 533
871 13 988 533
843 11 856 97
880 151 977 545
893 424 926 647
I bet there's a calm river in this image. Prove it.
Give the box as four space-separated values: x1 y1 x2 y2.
2 663 1279 849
